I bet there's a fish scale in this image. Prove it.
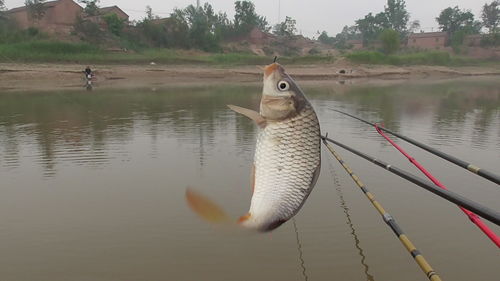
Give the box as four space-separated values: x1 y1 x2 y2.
251 103 321 222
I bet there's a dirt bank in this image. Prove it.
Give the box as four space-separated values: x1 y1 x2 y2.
1 62 500 92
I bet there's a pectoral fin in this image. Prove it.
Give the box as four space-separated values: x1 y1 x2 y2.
227 104 266 128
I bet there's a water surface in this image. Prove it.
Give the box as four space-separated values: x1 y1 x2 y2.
0 78 499 281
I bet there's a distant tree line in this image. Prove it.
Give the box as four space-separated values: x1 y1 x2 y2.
74 0 273 51
318 0 500 53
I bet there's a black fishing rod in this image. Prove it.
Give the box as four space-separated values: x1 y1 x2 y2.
322 135 500 226
323 139 442 281
332 109 500 185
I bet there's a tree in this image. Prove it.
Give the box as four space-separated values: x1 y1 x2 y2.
384 0 409 33
0 0 6 21
481 1 499 34
356 12 388 46
333 25 360 49
408 20 420 33
379 29 400 54
272 16 296 37
436 6 479 36
318 31 335 45
25 0 47 23
167 3 225 51
144 5 158 21
79 0 100 16
234 1 269 34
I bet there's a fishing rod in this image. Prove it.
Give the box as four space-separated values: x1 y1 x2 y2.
322 135 500 226
322 138 442 281
332 109 500 185
374 124 500 247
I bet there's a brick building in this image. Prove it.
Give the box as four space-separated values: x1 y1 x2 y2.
7 0 129 35
407 32 447 50
7 0 83 34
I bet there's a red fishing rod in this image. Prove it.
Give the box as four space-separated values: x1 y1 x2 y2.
374 124 500 248
332 109 500 185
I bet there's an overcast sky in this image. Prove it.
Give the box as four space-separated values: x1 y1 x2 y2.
4 0 485 37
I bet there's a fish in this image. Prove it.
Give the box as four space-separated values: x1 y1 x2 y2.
186 63 321 232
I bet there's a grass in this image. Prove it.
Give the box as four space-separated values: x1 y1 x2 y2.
0 40 337 65
345 50 486 66
0 41 492 67
0 41 103 62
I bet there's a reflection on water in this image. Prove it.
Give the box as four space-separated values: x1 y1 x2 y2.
292 218 309 281
0 86 259 175
0 78 499 281
328 159 375 281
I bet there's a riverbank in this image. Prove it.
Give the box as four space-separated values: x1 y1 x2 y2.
1 62 500 92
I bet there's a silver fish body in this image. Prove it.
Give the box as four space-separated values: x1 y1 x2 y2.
185 64 321 231
248 102 321 231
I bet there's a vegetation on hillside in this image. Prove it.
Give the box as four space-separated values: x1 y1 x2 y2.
0 0 499 65
0 40 336 64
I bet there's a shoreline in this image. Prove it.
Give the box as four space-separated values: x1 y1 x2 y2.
1 62 500 92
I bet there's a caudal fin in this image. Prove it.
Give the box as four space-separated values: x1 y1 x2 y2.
185 188 231 224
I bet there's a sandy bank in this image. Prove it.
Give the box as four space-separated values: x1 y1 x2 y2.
1 62 499 92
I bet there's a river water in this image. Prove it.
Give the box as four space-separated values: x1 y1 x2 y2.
0 77 499 281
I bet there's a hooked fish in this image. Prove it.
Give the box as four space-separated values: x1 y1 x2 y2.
187 63 321 232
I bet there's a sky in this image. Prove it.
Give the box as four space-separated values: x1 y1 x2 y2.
4 0 486 38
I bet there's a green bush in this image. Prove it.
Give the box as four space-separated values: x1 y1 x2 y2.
73 17 104 43
103 13 125 36
379 29 400 54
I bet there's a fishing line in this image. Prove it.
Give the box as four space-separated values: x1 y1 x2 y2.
327 158 375 281
322 137 443 281
292 218 309 281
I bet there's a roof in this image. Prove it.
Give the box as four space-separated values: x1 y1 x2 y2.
99 5 128 17
149 17 173 25
409 32 447 39
7 0 60 13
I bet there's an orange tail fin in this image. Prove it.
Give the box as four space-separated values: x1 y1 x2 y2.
185 188 231 224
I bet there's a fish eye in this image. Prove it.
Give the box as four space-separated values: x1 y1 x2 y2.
277 81 289 91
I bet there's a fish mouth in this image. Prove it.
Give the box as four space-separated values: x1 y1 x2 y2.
264 63 282 78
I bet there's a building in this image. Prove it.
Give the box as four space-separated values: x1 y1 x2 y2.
407 32 447 50
347 39 363 50
98 6 128 22
6 0 129 35
6 0 83 34
463 34 482 47
84 5 129 27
